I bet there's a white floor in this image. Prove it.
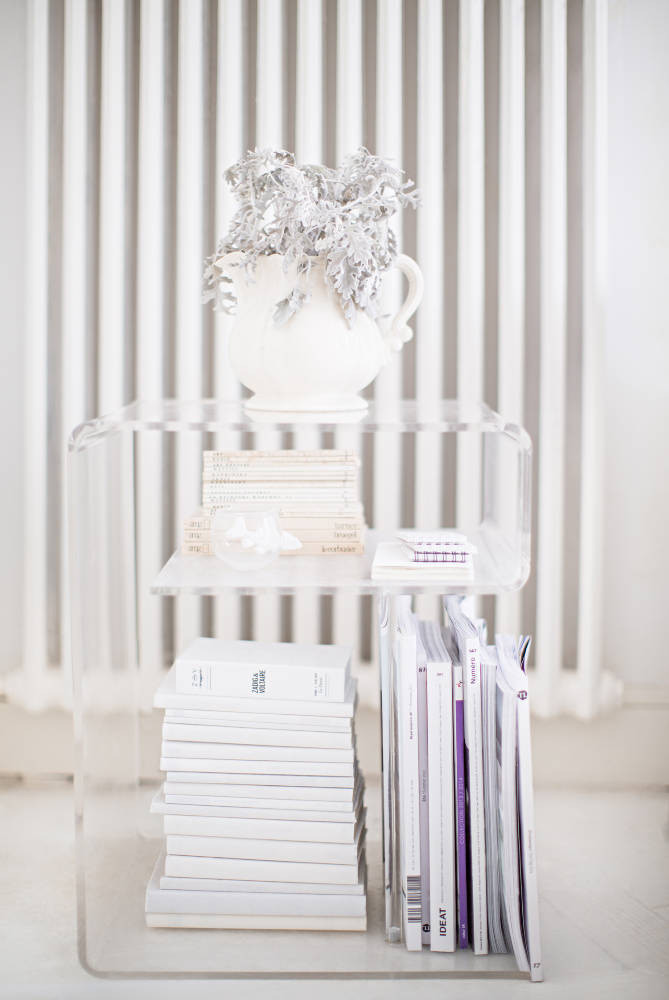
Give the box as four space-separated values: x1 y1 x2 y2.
2 707 669 999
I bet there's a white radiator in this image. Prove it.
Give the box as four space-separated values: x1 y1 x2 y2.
11 0 619 720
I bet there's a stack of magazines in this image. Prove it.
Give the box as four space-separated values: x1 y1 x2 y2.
379 595 542 980
145 637 367 931
181 449 365 556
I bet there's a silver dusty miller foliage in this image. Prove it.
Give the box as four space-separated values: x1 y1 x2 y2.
203 147 418 327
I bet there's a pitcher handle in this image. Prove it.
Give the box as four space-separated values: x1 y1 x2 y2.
385 254 424 352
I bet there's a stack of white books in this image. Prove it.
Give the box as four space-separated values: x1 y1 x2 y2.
371 531 476 582
181 449 365 556
145 637 367 931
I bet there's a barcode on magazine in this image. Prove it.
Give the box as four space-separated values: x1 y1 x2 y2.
406 875 422 923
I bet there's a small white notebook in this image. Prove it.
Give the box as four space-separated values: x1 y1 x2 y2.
371 542 474 581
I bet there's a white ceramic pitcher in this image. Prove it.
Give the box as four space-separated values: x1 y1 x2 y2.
217 251 424 414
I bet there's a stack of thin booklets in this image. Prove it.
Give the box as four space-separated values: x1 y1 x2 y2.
182 449 365 556
372 531 476 582
380 596 542 980
145 637 367 931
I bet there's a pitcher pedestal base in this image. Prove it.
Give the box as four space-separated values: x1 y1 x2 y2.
244 393 369 420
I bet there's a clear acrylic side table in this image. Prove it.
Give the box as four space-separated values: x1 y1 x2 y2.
69 399 531 978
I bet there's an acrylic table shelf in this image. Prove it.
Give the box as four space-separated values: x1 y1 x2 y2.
68 398 533 978
152 526 527 596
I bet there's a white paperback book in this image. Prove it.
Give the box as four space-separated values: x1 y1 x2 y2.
174 638 351 702
162 779 360 803
160 757 356 778
496 634 543 982
165 818 364 865
155 665 357 718
160 740 355 764
159 858 367 894
162 812 359 843
163 709 352 732
162 722 353 749
164 853 361 885
419 620 455 953
480 643 506 954
395 598 422 952
495 661 527 973
164 771 356 789
444 596 488 956
146 913 366 931
153 787 361 822
414 620 431 946
146 854 366 919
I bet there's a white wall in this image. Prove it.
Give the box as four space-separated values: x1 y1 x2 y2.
605 0 669 689
0 0 667 694
0 0 26 675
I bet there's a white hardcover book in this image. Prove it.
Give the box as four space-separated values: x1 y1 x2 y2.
148 868 366 919
146 913 367 931
164 853 361 885
496 635 543 982
165 821 364 865
164 771 356 789
146 856 366 918
160 739 354 764
445 596 488 956
161 757 355 778
163 709 351 732
175 638 351 702
480 644 506 954
396 600 422 952
162 780 360 804
420 621 455 953
155 668 356 717
159 870 366 895
160 795 360 825
161 722 353 750
414 623 431 946
162 812 359 843
155 783 362 815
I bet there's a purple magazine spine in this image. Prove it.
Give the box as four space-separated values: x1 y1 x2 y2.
454 686 468 949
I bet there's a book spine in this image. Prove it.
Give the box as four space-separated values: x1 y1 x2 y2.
162 800 358 824
161 721 352 748
279 516 363 529
417 656 430 946
160 757 355 777
165 833 360 866
203 502 363 516
202 486 359 498
146 886 367 918
160 739 354 764
174 660 347 702
163 781 357 801
181 541 214 555
154 690 356 718
162 813 357 843
184 516 212 531
463 641 488 955
203 449 358 461
517 690 543 981
453 664 468 950
398 627 422 952
187 528 364 543
427 661 455 952
202 469 358 481
282 542 364 556
164 853 360 885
